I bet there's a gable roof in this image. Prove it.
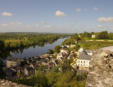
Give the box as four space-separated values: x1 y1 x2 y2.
78 51 91 60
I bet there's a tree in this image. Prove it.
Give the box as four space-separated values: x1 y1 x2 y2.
75 44 80 51
96 31 109 39
72 34 81 41
60 59 72 73
48 49 54 54
54 45 61 53
0 40 10 59
81 32 91 38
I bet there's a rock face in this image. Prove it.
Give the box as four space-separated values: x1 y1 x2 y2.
4 55 59 79
0 79 29 87
85 50 113 87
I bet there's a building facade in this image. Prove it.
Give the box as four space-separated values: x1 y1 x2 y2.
76 48 92 68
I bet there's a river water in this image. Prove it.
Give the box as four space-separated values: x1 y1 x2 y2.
9 38 67 58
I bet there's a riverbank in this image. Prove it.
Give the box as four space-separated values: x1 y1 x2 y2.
0 33 69 59
9 38 67 58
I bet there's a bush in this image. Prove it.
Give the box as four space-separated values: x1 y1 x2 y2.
54 45 61 53
96 31 109 39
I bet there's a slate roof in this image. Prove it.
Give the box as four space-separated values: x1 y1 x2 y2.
78 51 91 60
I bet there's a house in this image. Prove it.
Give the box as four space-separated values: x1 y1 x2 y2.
91 34 96 38
76 48 92 68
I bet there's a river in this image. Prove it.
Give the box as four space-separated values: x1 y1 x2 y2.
9 38 67 58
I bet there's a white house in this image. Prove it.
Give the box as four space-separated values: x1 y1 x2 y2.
92 34 96 38
76 48 92 68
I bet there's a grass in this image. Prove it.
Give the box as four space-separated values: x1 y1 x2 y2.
79 40 113 50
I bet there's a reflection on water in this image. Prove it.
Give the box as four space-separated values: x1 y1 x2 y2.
9 38 67 58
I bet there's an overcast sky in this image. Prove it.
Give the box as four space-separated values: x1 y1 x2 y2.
0 0 113 33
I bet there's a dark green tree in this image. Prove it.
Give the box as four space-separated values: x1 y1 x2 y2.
54 45 61 53
97 31 109 39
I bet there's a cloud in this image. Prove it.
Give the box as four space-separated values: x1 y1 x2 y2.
75 8 88 12
109 26 113 29
10 21 23 25
55 10 66 17
0 21 53 32
0 22 23 27
98 17 113 22
75 8 81 12
0 24 8 27
1 12 13 16
93 8 99 11
44 25 52 29
41 21 46 24
97 25 104 28
83 8 88 12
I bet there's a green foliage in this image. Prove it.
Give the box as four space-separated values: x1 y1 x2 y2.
0 59 6 78
16 70 86 87
15 59 87 87
16 71 49 87
48 49 54 54
108 33 113 39
75 44 80 51
0 40 10 58
46 72 61 86
96 31 109 39
60 59 72 73
62 38 75 45
0 33 68 59
71 34 81 41
80 32 91 39
79 40 113 50
54 45 61 53
62 31 113 50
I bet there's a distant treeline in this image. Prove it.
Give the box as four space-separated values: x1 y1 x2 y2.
62 31 113 45
62 31 113 50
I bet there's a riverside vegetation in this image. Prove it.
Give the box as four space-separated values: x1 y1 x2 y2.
0 33 68 59
0 31 113 87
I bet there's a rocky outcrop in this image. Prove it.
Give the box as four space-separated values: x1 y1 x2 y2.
3 47 77 80
85 50 113 87
4 55 58 79
0 79 29 87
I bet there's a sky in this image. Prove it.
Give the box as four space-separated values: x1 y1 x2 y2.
0 0 113 33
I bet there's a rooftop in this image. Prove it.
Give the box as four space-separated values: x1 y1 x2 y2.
78 51 91 60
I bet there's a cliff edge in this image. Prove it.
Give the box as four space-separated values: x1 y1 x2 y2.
85 50 113 87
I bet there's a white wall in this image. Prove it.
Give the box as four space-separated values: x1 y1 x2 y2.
76 59 90 67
